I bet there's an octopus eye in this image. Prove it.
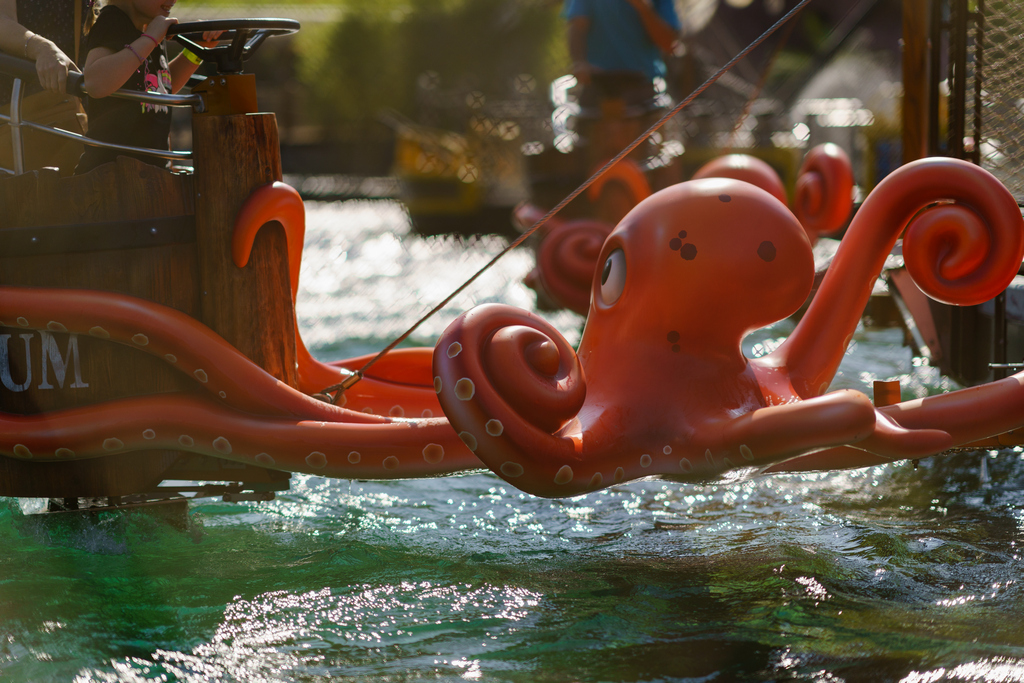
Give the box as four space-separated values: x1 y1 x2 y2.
599 249 626 305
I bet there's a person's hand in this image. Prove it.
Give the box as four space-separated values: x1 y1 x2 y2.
198 30 224 48
146 16 178 42
27 37 73 93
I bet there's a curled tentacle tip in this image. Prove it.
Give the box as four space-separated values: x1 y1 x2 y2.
524 338 560 376
587 158 652 206
794 144 853 238
893 160 1024 305
232 181 306 301
433 304 586 491
536 219 613 315
484 324 585 432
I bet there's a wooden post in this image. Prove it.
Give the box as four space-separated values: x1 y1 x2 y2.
873 380 902 407
902 0 930 163
191 111 298 388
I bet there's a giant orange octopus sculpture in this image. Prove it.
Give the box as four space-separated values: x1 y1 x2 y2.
2 158 1023 497
433 157 1024 498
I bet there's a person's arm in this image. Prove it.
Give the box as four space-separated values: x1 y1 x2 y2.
624 0 678 55
567 15 592 84
168 51 201 93
168 31 221 93
0 0 75 93
83 15 176 98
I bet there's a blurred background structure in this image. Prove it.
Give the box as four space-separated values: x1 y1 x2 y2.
177 0 1021 235
174 1 897 225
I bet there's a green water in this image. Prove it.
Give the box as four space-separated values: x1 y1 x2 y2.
4 454 1024 682
3 201 1024 682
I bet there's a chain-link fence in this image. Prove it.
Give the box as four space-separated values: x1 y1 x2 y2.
979 0 1024 202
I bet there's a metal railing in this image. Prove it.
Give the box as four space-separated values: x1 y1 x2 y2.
0 51 204 175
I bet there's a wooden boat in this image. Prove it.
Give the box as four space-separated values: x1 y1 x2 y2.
386 112 524 238
0 19 475 510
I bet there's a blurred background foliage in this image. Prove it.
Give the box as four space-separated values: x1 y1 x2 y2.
307 0 564 130
183 0 923 188
233 0 567 137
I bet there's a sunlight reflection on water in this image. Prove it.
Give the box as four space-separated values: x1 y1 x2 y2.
296 200 581 355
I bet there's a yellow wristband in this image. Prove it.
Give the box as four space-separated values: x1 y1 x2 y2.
182 49 202 65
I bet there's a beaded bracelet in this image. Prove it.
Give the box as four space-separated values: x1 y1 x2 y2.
182 49 202 65
125 43 144 65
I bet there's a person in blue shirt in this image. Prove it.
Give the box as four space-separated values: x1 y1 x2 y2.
565 0 680 89
558 0 682 223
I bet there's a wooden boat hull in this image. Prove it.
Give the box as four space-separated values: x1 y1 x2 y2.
0 112 296 500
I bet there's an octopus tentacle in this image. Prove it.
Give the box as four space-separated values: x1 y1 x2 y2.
875 373 1024 445
720 390 877 462
233 181 306 302
764 373 1024 472
0 393 479 478
792 143 853 243
233 182 442 416
764 446 899 473
0 285 382 424
533 219 613 315
587 157 652 207
766 384 1016 472
771 157 1024 398
327 348 441 418
433 304 588 498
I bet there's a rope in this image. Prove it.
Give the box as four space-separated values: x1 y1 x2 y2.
321 0 815 401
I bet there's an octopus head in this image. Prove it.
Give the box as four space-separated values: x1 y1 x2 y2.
585 178 815 351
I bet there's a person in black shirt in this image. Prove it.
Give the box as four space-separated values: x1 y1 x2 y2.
75 0 210 175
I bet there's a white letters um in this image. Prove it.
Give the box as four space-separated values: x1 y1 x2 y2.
0 331 89 391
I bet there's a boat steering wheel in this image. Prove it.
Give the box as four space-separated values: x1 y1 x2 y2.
167 19 301 75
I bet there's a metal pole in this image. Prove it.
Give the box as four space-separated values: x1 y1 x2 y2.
10 78 24 175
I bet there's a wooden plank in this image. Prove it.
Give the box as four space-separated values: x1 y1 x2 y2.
0 159 200 412
191 113 297 387
0 450 181 498
0 157 194 229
